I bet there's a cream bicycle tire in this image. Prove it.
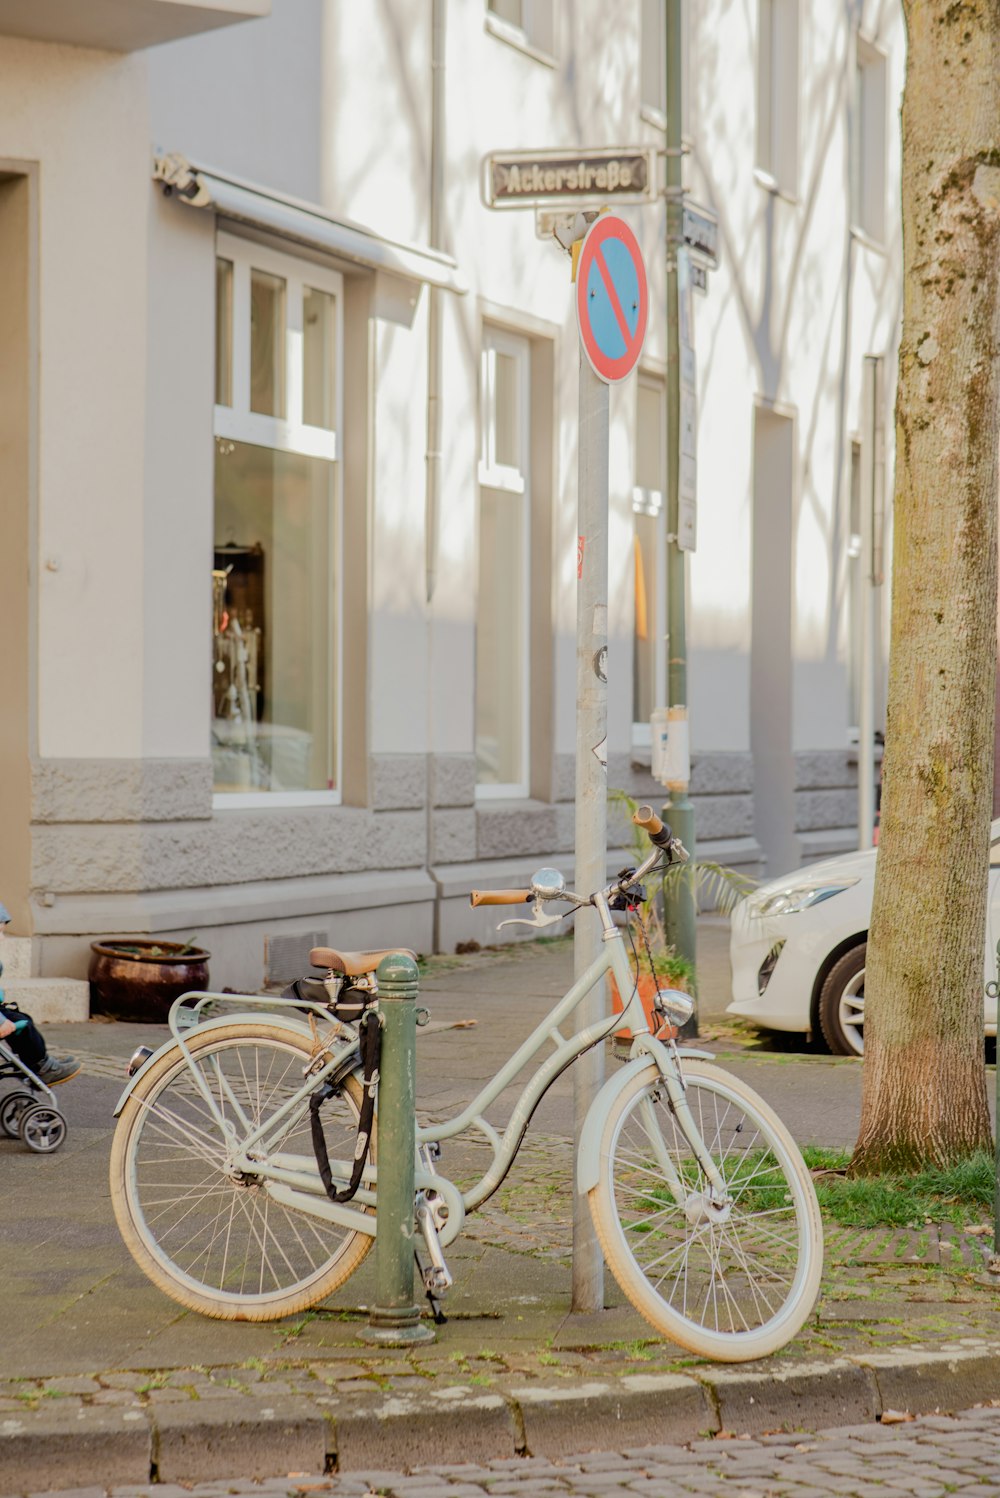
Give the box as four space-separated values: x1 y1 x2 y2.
110 1021 374 1321
589 1060 822 1361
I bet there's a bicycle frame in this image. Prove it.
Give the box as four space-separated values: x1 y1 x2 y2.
118 892 728 1248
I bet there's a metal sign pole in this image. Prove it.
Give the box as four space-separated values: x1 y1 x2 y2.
571 352 609 1315
661 0 698 1035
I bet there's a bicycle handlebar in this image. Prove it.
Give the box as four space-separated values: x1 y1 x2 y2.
633 805 677 852
469 889 532 907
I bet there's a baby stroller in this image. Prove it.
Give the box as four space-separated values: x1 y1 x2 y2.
0 1036 68 1152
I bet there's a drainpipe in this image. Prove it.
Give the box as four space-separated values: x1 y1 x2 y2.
426 0 445 607
426 0 446 951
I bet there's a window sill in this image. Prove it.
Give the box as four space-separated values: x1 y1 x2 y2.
753 168 797 205
475 784 533 802
850 224 886 255
484 12 556 68
213 790 341 810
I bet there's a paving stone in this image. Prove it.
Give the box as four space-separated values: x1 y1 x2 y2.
24 1488 107 1498
152 1397 329 1484
0 1403 151 1493
703 1358 877 1436
514 1376 713 1461
859 1347 1000 1418
335 1391 517 1471
36 1379 101 1397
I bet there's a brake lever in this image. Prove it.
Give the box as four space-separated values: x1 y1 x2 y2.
498 895 567 932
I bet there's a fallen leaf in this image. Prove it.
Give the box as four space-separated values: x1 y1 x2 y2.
965 1225 992 1236
880 1409 914 1424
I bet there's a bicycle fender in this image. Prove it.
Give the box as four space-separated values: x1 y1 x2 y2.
112 1011 318 1116
575 1049 716 1196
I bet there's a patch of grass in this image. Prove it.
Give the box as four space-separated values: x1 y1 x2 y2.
802 1146 995 1231
135 1374 170 1395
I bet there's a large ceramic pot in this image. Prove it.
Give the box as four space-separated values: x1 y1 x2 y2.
88 939 210 1023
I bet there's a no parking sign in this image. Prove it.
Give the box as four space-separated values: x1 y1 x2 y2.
575 214 648 383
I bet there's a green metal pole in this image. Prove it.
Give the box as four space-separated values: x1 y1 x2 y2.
360 952 434 1346
663 0 698 1034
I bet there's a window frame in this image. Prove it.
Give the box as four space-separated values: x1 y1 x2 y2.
485 0 556 65
852 35 887 247
212 232 344 810
639 0 691 136
755 0 799 197
476 324 532 800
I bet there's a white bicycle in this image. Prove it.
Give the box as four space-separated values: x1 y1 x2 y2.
110 807 822 1362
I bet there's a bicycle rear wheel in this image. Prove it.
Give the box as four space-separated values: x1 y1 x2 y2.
110 1022 374 1321
589 1060 822 1361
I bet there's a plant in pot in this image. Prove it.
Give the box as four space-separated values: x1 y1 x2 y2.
88 936 210 1023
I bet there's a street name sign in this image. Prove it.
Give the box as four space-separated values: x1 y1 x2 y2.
576 215 648 384
681 201 719 267
483 146 655 209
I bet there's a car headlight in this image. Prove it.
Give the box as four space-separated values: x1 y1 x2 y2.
754 879 859 917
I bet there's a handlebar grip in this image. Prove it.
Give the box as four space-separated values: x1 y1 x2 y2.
633 805 675 851
469 888 532 908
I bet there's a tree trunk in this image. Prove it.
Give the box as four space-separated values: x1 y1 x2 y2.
852 0 1000 1174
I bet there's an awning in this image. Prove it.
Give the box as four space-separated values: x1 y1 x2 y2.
153 154 467 295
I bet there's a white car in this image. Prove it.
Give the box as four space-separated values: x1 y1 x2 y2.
727 823 1000 1055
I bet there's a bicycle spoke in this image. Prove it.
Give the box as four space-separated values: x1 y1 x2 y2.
603 1069 816 1345
124 1034 371 1306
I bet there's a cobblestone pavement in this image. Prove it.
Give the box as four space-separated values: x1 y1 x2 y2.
12 1406 1000 1498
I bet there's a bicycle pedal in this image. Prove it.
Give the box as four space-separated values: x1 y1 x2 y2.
422 1261 452 1295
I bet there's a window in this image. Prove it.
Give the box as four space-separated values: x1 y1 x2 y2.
640 0 665 115
633 377 667 741
756 0 798 193
640 0 690 131
486 0 554 58
853 39 886 242
476 328 531 796
212 233 342 804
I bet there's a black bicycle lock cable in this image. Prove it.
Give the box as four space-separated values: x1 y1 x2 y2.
309 1008 381 1204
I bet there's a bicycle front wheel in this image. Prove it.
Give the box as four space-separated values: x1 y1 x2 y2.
110 1022 374 1321
589 1060 822 1361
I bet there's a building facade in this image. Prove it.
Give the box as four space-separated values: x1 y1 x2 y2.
0 0 902 989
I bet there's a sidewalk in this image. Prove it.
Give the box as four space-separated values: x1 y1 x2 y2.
3 932 1000 1493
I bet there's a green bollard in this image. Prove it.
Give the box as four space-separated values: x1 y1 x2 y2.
358 952 435 1347
662 790 698 1039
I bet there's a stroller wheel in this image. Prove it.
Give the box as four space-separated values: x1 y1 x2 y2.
0 1091 37 1138
19 1103 67 1153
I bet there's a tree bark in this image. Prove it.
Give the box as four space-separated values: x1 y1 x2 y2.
852 0 1000 1174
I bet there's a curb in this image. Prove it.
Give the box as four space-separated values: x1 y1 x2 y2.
3 1343 1000 1494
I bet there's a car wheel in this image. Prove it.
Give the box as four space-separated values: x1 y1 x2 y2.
817 944 866 1056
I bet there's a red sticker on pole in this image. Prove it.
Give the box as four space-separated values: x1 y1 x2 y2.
576 215 648 384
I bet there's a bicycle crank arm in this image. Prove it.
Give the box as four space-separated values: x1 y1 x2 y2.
415 1192 453 1295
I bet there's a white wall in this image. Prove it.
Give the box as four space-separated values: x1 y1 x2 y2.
0 38 151 760
147 1 325 203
